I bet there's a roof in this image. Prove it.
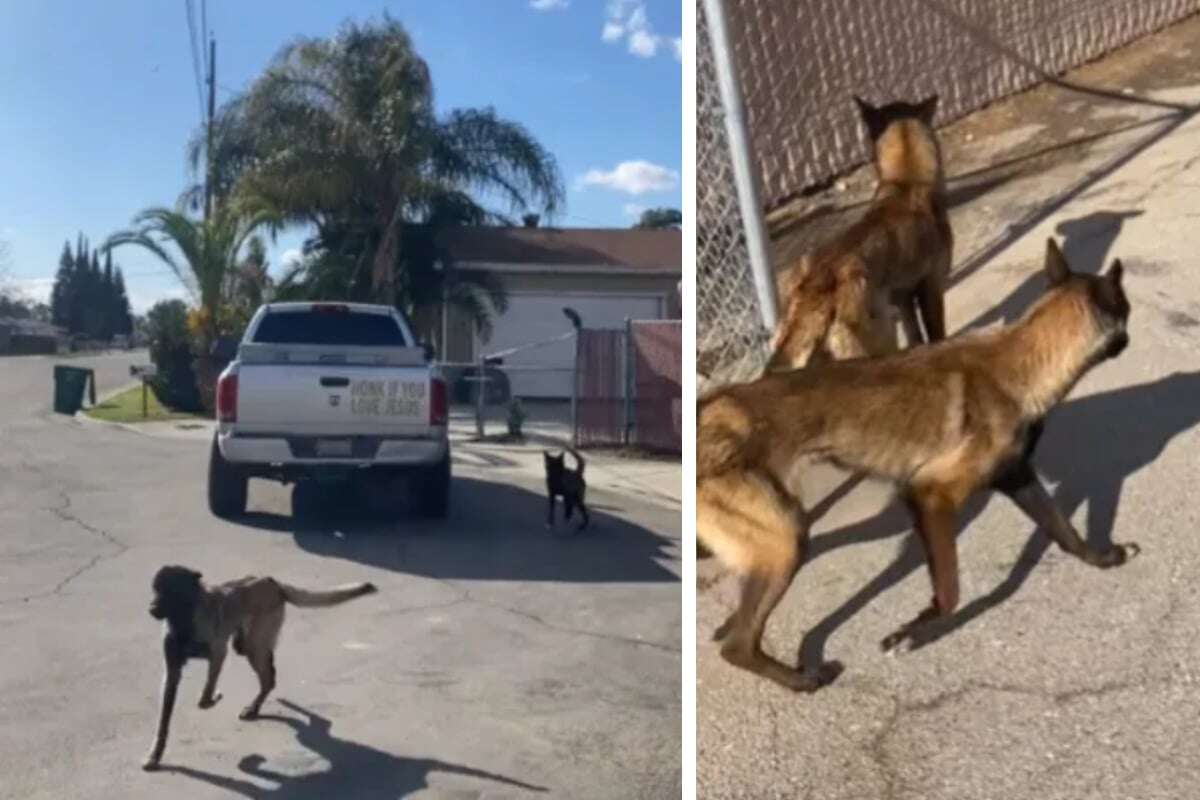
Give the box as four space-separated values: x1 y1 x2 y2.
0 317 62 337
262 302 396 315
441 226 681 274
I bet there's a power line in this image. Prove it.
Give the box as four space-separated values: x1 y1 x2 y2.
200 0 209 78
183 0 205 123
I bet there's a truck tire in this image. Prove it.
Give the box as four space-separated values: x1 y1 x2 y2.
417 452 451 519
208 434 248 518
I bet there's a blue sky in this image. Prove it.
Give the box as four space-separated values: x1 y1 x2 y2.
0 1 681 312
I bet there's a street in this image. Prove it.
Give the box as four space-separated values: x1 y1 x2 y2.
698 18 1200 800
0 351 681 799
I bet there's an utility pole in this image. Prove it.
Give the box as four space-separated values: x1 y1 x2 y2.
204 37 216 223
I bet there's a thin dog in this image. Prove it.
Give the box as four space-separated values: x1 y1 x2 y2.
544 447 589 530
143 565 377 770
768 95 953 369
698 239 1136 691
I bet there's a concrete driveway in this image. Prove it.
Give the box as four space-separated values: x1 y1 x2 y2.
699 19 1200 800
0 351 680 799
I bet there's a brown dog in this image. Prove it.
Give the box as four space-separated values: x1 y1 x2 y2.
698 239 1136 691
768 95 953 370
143 565 377 770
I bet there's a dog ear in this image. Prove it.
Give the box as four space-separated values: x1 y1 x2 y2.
1106 258 1124 289
916 94 939 124
1044 238 1071 286
853 95 886 140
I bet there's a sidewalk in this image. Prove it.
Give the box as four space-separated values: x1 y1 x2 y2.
700 15 1200 800
76 400 681 511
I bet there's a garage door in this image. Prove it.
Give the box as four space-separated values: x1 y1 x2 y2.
481 293 663 399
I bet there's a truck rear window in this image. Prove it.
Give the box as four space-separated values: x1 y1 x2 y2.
252 310 409 347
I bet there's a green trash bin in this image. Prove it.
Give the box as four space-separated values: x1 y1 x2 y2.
53 366 95 415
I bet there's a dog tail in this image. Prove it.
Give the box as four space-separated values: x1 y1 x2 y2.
566 446 585 475
277 581 377 608
697 393 757 479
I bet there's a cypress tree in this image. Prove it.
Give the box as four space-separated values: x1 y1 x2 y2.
50 241 74 329
102 250 116 339
113 267 133 336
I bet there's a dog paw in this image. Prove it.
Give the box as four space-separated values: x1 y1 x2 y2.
779 660 844 693
238 706 260 721
198 692 222 709
798 660 844 691
880 629 909 653
1096 541 1140 568
141 756 161 772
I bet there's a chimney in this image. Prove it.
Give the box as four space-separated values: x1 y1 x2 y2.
522 213 540 228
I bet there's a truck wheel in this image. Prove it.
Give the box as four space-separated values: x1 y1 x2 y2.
417 453 451 519
208 435 248 518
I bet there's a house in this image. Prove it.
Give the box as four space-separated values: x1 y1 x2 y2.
437 225 682 399
0 317 64 355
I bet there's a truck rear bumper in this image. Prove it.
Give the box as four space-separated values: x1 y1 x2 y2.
218 430 448 467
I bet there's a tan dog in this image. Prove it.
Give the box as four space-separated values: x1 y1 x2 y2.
699 239 1136 691
768 95 953 370
143 565 377 770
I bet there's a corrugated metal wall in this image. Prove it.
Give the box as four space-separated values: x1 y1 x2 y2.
724 0 1200 208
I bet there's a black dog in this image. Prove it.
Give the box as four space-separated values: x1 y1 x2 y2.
544 448 589 531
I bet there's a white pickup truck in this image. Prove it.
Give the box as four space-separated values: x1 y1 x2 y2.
208 302 450 519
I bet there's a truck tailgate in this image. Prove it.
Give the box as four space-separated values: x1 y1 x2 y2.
236 361 434 436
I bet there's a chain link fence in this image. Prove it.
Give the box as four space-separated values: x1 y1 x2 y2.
720 0 1200 209
696 0 776 391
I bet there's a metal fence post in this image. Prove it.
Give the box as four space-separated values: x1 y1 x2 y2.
702 0 777 331
570 330 579 446
475 348 485 438
623 317 633 447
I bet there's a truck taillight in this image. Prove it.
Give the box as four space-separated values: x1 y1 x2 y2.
216 373 238 423
430 377 447 426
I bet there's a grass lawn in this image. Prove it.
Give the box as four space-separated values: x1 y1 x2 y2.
84 385 204 424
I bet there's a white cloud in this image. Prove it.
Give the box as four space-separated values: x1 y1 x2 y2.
601 21 624 42
128 284 189 314
530 0 568 10
602 1 679 60
628 29 658 57
9 277 53 304
623 203 647 218
280 248 304 268
578 160 679 195
671 37 682 61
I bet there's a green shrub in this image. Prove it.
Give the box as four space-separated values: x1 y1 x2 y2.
144 299 202 412
506 397 526 438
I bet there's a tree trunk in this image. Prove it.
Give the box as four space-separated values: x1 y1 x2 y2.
372 201 402 306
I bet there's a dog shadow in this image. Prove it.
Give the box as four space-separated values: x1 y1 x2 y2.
797 370 1200 669
162 698 546 798
233 476 678 585
970 209 1143 331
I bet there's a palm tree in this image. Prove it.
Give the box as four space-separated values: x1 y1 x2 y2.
274 189 510 340
198 16 563 328
230 234 273 309
103 207 273 343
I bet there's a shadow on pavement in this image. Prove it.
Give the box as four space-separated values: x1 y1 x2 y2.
163 699 546 798
235 476 678 584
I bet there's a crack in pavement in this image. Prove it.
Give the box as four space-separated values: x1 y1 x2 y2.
418 575 680 654
1 439 129 606
852 673 1179 800
14 491 130 605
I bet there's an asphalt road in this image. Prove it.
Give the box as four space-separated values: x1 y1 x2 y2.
699 27 1200 800
0 351 681 799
